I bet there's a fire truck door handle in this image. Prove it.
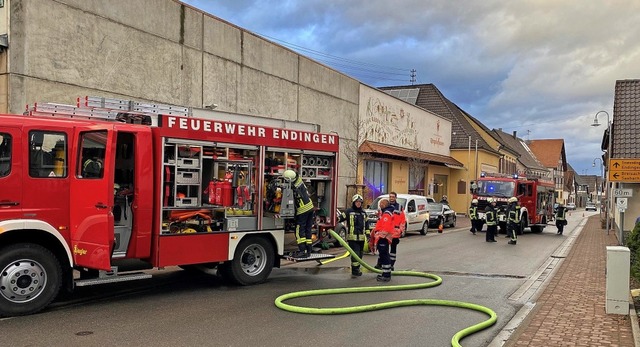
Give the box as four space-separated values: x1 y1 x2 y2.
95 203 108 209
0 200 19 206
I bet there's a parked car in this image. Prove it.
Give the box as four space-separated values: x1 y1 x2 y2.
585 202 598 212
566 203 576 210
365 194 434 236
426 203 457 228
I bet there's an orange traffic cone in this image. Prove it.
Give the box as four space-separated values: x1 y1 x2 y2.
438 224 444 233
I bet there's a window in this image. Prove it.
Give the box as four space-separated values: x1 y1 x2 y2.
0 133 11 177
407 199 416 213
29 131 67 178
364 160 389 200
78 131 107 179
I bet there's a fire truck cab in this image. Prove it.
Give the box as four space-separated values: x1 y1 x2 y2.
472 172 555 234
0 97 339 317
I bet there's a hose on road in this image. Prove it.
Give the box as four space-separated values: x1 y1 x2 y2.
275 229 497 347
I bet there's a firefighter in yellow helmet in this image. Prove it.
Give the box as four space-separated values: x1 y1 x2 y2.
338 194 368 277
283 169 315 257
506 197 520 245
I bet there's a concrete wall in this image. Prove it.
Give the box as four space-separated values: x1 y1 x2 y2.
3 0 362 203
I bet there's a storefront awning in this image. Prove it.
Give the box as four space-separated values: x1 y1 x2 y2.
358 141 464 167
445 163 466 170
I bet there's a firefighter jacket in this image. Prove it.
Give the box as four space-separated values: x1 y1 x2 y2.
507 203 521 224
469 205 478 220
556 207 567 221
339 203 368 242
373 207 395 244
292 176 314 215
484 205 497 226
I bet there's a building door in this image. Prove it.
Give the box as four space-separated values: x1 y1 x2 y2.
433 174 448 202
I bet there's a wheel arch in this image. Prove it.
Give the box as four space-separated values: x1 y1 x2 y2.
0 220 74 292
228 231 283 268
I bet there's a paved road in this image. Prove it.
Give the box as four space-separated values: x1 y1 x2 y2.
0 210 595 346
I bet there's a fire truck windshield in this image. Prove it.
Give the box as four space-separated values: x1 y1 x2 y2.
476 180 515 197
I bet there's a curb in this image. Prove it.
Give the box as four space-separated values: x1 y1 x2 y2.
630 291 640 347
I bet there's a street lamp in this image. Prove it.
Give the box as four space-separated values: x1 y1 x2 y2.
591 110 611 234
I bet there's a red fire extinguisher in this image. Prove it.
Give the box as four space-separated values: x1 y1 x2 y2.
207 181 216 204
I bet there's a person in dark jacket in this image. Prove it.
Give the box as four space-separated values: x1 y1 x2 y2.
484 198 498 242
506 197 521 245
339 194 368 277
555 203 568 235
469 199 480 235
283 169 315 257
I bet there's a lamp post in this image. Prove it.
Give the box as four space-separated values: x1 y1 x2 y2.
591 111 611 234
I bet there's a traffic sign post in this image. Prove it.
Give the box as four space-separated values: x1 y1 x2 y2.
609 159 640 182
613 188 633 197
617 197 627 211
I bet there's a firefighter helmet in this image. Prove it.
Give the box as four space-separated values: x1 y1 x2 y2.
508 197 518 203
487 198 495 203
352 194 363 202
283 169 297 180
471 199 478 204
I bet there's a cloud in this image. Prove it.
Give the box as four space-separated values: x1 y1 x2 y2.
183 0 640 174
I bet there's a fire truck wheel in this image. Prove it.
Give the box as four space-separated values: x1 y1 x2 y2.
0 243 62 317
219 237 274 286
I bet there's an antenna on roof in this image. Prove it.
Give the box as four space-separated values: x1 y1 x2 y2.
410 69 417 85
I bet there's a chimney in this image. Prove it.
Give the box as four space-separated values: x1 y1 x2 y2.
512 131 517 138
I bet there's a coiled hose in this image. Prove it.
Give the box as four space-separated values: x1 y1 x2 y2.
275 230 497 347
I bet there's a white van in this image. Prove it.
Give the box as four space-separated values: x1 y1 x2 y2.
365 194 434 236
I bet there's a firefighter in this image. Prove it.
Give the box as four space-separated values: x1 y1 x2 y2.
338 194 368 277
506 197 520 245
555 203 568 235
484 198 498 242
372 198 395 282
283 169 315 257
469 198 480 235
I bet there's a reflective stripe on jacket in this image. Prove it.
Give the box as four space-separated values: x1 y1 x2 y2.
485 206 497 226
339 206 368 241
469 205 478 220
292 176 314 215
507 205 521 223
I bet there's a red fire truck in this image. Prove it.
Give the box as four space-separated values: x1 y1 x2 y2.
472 172 556 234
0 97 339 317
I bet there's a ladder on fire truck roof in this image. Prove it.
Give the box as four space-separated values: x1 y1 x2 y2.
24 96 191 126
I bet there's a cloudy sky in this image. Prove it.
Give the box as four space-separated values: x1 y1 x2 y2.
182 0 640 176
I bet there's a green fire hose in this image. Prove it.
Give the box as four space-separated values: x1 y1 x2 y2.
275 230 497 347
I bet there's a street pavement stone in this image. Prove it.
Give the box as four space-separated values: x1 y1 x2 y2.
507 215 635 347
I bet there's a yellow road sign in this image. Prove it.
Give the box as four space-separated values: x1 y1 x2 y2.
609 159 640 182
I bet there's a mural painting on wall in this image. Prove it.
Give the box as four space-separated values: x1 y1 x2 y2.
364 97 419 149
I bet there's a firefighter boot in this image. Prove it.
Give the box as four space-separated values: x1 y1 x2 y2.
351 266 362 277
376 275 391 282
305 244 313 256
508 240 517 245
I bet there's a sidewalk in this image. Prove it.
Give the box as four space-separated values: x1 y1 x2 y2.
505 215 638 346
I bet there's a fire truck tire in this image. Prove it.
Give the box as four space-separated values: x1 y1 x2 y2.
0 243 62 317
219 237 274 286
